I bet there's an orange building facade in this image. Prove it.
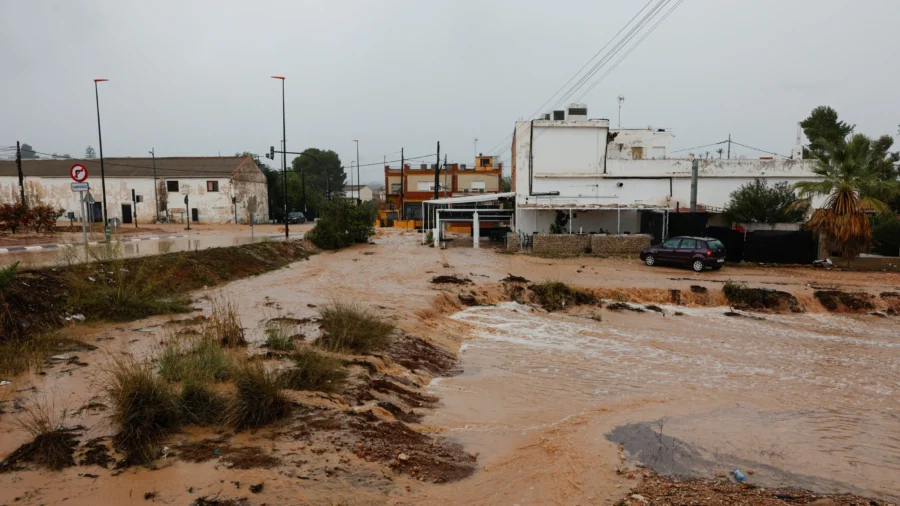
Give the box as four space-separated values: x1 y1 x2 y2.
383 156 502 219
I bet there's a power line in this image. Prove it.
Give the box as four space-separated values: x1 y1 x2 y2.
729 141 787 158
670 140 728 154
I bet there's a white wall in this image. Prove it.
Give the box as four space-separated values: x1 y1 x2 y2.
517 208 641 235
0 175 265 224
608 129 673 160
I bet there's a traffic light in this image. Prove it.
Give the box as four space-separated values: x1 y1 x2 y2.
267 146 274 159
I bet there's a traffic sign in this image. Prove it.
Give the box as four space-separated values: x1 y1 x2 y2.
70 164 88 182
71 182 90 192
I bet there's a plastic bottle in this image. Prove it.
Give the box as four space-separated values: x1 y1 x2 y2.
733 468 746 483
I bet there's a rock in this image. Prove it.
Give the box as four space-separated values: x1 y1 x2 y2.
457 294 478 306
397 453 410 461
249 483 263 494
807 499 838 506
630 494 648 504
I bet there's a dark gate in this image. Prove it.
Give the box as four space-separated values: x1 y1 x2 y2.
743 230 816 264
707 226 744 262
639 211 664 244
668 212 709 238
121 204 133 224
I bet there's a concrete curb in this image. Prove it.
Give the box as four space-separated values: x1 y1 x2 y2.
0 235 188 254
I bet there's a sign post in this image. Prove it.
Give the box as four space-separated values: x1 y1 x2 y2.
69 166 90 245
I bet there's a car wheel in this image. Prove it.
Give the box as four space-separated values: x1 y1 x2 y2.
692 260 705 272
645 254 656 266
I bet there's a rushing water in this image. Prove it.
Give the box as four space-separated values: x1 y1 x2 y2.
428 303 900 502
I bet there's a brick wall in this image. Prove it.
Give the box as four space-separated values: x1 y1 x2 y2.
506 233 519 252
533 234 591 254
590 234 651 254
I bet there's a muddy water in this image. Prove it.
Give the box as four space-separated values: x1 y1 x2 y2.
425 303 900 503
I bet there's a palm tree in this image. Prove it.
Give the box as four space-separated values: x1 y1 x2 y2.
794 134 900 263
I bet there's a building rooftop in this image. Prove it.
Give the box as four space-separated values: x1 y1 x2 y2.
0 156 260 179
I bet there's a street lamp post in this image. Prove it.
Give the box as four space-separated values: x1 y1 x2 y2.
353 140 360 204
350 161 356 199
93 78 109 239
272 76 288 239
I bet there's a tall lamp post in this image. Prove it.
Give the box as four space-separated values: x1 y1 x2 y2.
93 78 109 239
149 148 159 222
353 140 360 204
350 161 356 199
272 76 288 239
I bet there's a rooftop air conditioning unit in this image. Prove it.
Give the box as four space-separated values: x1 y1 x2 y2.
567 103 588 120
460 164 467 170
552 110 565 121
541 113 551 120
420 163 427 170
431 164 438 170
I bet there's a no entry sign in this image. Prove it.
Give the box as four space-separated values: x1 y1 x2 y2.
70 164 88 182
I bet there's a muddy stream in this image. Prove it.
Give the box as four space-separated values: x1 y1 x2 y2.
1 230 899 505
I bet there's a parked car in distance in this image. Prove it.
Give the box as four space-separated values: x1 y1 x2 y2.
640 236 727 272
286 212 307 224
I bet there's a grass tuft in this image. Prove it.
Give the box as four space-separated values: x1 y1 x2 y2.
179 381 228 426
530 281 597 311
0 400 79 472
280 348 347 392
104 357 181 464
205 297 246 347
0 334 95 377
316 301 394 354
226 361 291 430
158 336 233 383
264 325 295 352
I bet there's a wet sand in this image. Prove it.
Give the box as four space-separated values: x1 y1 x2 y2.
1 229 898 505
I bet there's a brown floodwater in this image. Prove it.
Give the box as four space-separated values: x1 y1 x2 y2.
2 230 899 505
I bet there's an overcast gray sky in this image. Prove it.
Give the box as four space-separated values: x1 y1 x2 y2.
2 0 898 184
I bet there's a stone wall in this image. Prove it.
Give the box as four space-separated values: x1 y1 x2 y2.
533 234 591 254
506 233 519 252
590 234 651 255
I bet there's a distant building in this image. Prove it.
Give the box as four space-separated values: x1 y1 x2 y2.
511 103 822 237
384 156 502 219
344 185 374 203
0 156 269 224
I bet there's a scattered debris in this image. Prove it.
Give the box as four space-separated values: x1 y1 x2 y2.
430 275 472 285
724 281 803 312
669 289 682 304
144 491 158 500
457 293 478 306
0 427 82 472
192 497 249 506
530 281 597 311
249 483 263 494
643 304 664 313
690 285 708 294
501 274 529 283
79 438 115 468
674 311 685 316
606 302 644 312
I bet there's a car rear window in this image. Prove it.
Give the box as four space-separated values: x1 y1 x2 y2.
706 240 725 250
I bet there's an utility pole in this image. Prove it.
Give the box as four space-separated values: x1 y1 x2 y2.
444 153 449 198
271 75 288 239
15 141 25 207
727 133 731 160
690 159 699 213
400 148 405 220
149 148 159 222
93 78 109 238
618 95 625 129
353 140 360 204
473 138 478 160
433 141 441 200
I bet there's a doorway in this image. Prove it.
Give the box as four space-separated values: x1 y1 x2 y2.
121 204 133 224
91 202 103 222
191 208 199 223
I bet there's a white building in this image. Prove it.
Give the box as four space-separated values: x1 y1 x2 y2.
344 185 374 202
0 156 269 224
511 104 822 237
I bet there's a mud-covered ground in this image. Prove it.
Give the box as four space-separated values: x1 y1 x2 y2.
2 229 899 505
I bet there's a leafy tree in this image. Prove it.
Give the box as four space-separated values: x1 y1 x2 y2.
85 146 97 159
291 149 345 200
20 143 37 159
725 179 808 224
500 176 512 192
794 136 900 263
800 106 854 159
306 200 377 250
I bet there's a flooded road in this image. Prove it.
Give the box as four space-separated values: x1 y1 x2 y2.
2 229 899 505
425 303 900 503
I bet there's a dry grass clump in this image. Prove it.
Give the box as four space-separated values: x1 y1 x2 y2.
158 335 234 383
317 301 394 354
206 297 246 347
0 401 80 472
179 381 228 426
225 361 291 430
530 281 597 311
280 348 347 392
104 357 181 464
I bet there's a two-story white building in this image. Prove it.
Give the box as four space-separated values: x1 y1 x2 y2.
511 104 822 238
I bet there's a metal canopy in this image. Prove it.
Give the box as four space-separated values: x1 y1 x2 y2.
422 192 515 205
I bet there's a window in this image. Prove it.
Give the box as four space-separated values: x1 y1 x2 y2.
631 147 644 160
662 238 681 248
471 181 486 190
206 181 219 192
166 180 179 192
390 183 401 193
706 240 725 251
479 158 491 167
679 239 698 249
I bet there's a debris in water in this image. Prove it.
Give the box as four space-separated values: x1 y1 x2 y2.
690 285 708 294
431 275 472 285
606 302 644 312
501 274 529 283
733 468 746 483
249 483 263 494
814 290 875 312
644 304 664 313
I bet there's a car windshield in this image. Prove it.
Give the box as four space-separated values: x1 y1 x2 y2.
707 239 725 250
